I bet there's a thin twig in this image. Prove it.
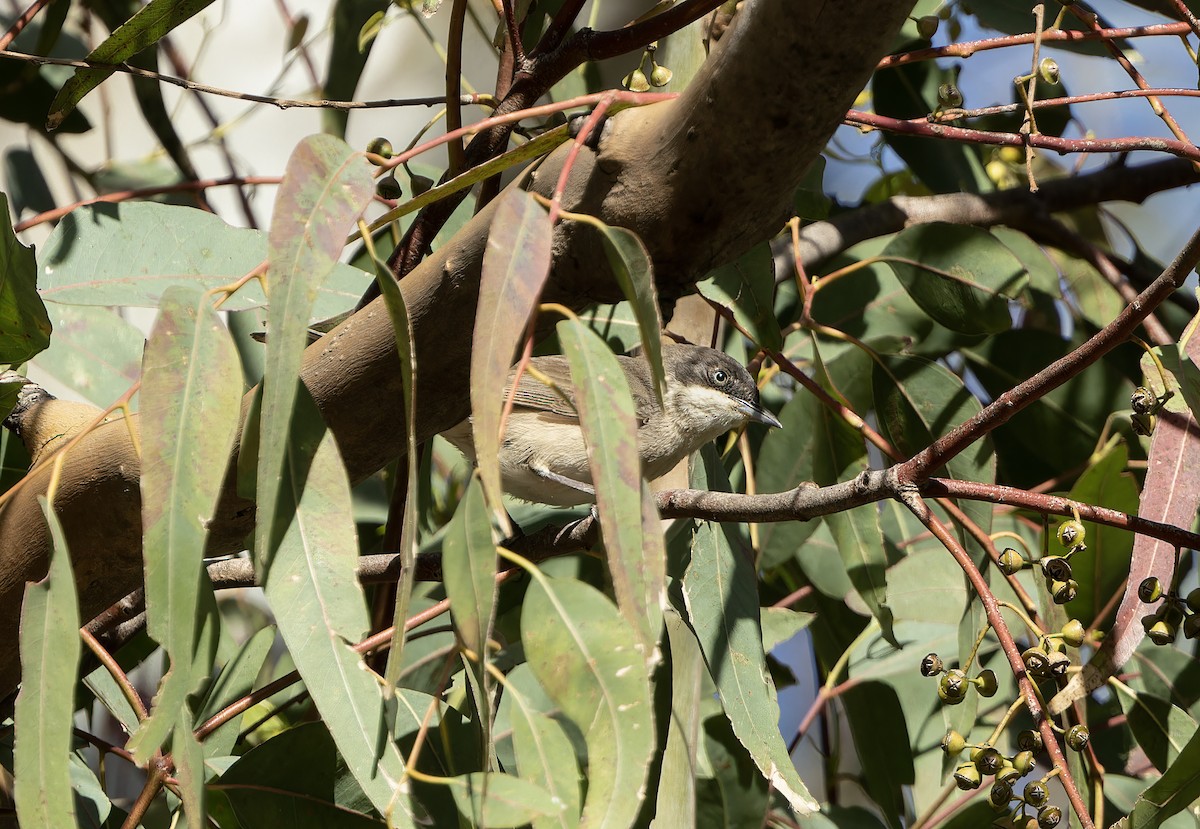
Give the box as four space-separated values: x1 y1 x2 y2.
0 48 475 109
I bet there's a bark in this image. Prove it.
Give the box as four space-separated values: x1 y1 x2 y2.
0 0 914 698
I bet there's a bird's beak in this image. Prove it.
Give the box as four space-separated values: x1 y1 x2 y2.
739 399 782 429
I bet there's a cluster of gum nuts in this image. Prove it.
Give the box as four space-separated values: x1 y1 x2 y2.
915 518 1100 827
1138 575 1200 644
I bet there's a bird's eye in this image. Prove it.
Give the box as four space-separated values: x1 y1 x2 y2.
712 369 728 384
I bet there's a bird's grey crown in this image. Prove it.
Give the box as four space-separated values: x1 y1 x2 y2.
669 347 761 407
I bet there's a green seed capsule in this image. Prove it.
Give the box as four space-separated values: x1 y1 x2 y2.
1017 729 1044 753
998 547 1025 575
1024 779 1050 807
1056 520 1085 549
939 669 968 704
937 83 963 108
975 669 998 697
1013 750 1035 774
366 136 394 159
1131 386 1155 414
941 730 966 756
1038 805 1063 829
953 762 982 790
1066 724 1090 751
1061 619 1085 647
1139 577 1163 603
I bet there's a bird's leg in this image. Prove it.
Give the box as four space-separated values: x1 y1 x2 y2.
530 464 596 498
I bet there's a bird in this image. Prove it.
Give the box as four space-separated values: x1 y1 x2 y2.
441 342 782 506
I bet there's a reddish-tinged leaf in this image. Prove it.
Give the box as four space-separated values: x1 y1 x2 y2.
1050 333 1200 715
471 191 552 530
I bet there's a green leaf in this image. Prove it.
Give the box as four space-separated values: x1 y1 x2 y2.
1115 684 1199 772
259 387 413 822
472 189 552 530
652 608 704 829
14 497 81 829
216 722 385 826
964 329 1130 488
38 202 371 317
357 211 421 689
47 0 218 129
1064 440 1137 627
521 573 655 828
882 223 1027 335
593 223 665 404
0 192 51 364
698 243 783 351
558 318 665 664
841 682 914 829
682 447 818 816
447 772 565 828
322 0 390 136
257 134 374 568
1126 726 1200 828
509 686 582 829
442 477 496 659
29 304 142 407
196 626 277 759
127 285 241 762
991 227 1060 297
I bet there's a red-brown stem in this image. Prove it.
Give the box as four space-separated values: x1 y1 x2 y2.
899 223 1200 483
79 627 148 722
0 0 53 51
1066 5 1196 160
901 496 1094 829
926 479 1200 551
13 176 281 232
845 109 1200 164
877 22 1191 69
121 762 170 829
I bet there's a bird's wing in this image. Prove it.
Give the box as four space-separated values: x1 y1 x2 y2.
505 357 580 419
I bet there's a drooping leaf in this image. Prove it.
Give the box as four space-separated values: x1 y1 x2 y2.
1114 684 1198 772
14 498 81 829
127 285 241 762
472 190 552 530
257 134 374 569
652 608 704 829
323 0 390 136
682 447 818 816
30 304 142 407
215 722 385 826
259 387 413 821
592 223 665 404
509 683 582 829
1064 440 1137 627
558 317 665 664
521 573 655 828
1125 726 1200 828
